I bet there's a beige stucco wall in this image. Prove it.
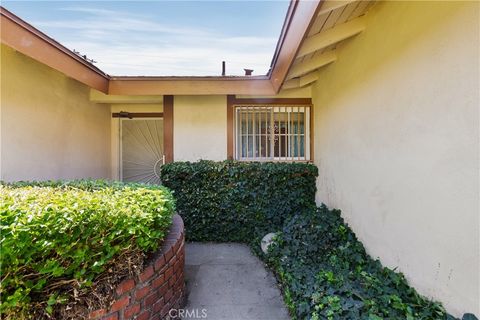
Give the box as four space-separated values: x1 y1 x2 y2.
0 45 111 181
173 95 227 161
311 1 479 316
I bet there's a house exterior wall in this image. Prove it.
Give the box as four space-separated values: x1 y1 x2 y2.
311 1 479 316
1 2 478 315
0 45 111 181
173 95 227 162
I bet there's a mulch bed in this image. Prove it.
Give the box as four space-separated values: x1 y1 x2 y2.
29 247 153 320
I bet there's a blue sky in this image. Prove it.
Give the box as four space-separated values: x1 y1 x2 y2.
3 1 290 76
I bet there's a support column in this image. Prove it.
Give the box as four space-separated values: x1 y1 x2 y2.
163 95 174 163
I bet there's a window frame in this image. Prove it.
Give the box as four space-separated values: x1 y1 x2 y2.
227 96 313 162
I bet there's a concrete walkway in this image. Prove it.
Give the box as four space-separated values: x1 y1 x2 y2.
182 243 290 320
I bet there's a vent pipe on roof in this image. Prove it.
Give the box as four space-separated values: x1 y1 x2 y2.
244 69 253 76
222 61 226 76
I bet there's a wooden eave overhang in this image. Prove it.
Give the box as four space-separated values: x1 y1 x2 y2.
0 7 110 93
0 1 323 95
281 0 376 90
108 75 275 95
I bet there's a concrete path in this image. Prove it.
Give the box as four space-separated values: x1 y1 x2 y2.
182 243 290 320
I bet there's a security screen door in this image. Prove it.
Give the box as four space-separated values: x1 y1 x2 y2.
120 118 164 184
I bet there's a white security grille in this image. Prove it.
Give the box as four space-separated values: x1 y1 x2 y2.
120 119 164 184
235 105 310 161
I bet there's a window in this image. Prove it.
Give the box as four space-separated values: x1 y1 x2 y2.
235 105 310 161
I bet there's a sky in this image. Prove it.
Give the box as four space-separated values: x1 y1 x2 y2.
3 1 290 76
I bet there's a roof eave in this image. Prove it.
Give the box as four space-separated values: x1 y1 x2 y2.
1 1 322 95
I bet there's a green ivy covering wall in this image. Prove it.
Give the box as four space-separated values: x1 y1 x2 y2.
161 160 476 320
161 160 318 245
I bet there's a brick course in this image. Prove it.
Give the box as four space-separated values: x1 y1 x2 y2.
89 214 186 320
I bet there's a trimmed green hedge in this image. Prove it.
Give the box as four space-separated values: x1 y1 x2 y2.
0 180 175 319
161 160 318 245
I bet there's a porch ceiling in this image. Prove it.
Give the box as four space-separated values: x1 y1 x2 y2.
282 0 376 90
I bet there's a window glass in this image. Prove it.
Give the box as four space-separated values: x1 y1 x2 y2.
235 106 310 161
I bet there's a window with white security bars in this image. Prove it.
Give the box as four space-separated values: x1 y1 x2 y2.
235 105 311 161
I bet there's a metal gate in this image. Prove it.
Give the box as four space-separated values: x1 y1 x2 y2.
120 118 164 184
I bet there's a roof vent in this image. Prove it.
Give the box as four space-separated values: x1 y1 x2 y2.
244 69 253 76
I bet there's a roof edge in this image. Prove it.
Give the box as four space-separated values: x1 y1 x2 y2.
268 0 323 93
110 75 270 81
1 6 108 78
1 2 321 95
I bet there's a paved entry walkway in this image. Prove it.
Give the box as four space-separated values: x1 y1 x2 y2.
182 243 290 320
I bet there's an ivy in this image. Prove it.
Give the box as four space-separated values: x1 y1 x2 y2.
266 206 474 320
161 160 318 247
0 180 175 319
161 161 476 320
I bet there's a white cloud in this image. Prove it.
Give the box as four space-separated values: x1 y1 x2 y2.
30 5 279 75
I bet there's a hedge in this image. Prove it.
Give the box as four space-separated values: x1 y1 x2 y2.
161 160 318 246
0 180 175 319
160 161 475 320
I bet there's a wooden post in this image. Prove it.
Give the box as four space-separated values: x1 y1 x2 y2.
163 95 174 163
227 95 235 160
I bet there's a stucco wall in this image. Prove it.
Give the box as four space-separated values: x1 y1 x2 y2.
173 95 227 161
311 1 479 316
0 45 111 181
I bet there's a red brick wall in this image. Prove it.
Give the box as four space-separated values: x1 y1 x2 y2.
89 214 186 320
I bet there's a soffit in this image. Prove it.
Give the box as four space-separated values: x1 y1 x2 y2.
282 0 376 90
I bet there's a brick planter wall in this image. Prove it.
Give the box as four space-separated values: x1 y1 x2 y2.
89 214 186 320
